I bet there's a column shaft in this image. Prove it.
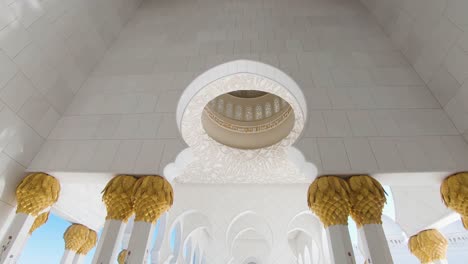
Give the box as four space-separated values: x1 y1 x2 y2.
126 221 155 264
61 250 76 264
326 225 356 264
358 224 393 264
72 254 85 264
433 260 448 264
0 213 35 263
92 220 126 264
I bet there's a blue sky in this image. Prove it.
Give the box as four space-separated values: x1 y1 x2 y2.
19 215 162 264
19 187 395 263
18 214 97 264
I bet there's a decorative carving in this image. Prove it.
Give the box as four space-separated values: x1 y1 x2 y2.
174 73 311 183
204 106 293 134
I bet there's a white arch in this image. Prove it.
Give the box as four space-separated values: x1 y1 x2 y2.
168 210 212 264
226 211 273 252
304 246 311 264
287 211 326 263
176 60 307 132
242 256 262 264
166 60 317 184
287 211 324 245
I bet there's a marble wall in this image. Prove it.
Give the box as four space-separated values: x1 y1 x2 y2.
0 0 142 229
28 0 468 177
360 0 468 141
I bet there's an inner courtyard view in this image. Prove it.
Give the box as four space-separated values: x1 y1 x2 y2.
1 0 468 263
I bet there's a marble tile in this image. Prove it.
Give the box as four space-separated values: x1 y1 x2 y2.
0 72 35 112
344 138 379 172
0 50 17 89
317 138 350 171
0 21 31 58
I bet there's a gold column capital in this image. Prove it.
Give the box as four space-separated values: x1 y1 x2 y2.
63 224 90 252
118 249 128 264
307 176 351 227
102 175 138 222
28 211 49 235
441 172 468 229
77 229 97 255
348 175 386 227
408 229 448 264
16 173 60 216
133 176 174 223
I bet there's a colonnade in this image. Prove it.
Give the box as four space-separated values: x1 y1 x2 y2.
307 174 467 264
92 175 173 264
0 172 467 263
0 173 59 263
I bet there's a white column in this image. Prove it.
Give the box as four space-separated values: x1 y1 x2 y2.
150 214 167 264
433 260 448 264
72 254 85 264
0 203 15 242
92 220 126 264
126 221 155 264
0 213 35 264
326 225 356 264
11 233 31 262
61 250 76 264
358 224 393 264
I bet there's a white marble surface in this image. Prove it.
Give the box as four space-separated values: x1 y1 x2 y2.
0 0 143 209
0 0 466 256
25 0 468 177
361 0 468 140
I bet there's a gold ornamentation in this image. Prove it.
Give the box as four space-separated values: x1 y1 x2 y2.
28 212 49 235
118 249 128 264
307 176 351 227
408 229 448 263
16 173 60 216
441 172 468 229
77 229 97 255
348 175 386 227
204 106 293 134
102 175 138 222
64 224 90 252
133 176 173 223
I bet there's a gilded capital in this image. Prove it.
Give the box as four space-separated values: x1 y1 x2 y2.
348 175 386 227
441 172 468 229
63 224 90 252
133 176 174 223
16 173 60 216
102 175 138 222
408 229 448 264
307 176 351 227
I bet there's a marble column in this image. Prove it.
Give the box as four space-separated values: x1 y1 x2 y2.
61 224 91 264
92 175 137 264
13 212 50 262
307 176 356 264
0 173 60 264
126 176 174 264
348 175 393 264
